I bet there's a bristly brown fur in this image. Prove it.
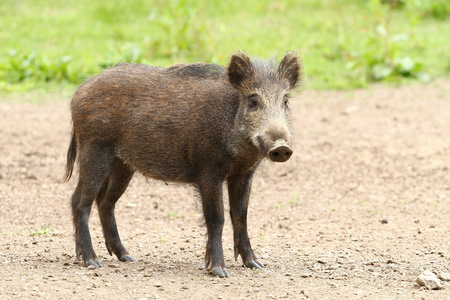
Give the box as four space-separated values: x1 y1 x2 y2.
65 51 301 276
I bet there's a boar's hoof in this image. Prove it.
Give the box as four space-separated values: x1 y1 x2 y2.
246 260 264 269
120 254 137 263
212 266 229 278
86 259 102 268
268 144 293 162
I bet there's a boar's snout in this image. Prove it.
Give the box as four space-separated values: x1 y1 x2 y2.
255 127 293 163
268 139 293 162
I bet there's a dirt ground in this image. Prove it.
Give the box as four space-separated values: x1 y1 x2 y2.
0 79 449 299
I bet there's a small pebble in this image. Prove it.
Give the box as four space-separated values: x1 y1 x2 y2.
47 256 59 262
341 106 360 115
416 270 443 290
386 259 397 264
154 281 162 287
439 272 450 281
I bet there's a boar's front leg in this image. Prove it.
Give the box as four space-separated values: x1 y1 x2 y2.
199 176 228 277
227 173 264 270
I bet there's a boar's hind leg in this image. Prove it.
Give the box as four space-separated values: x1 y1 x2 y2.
199 177 228 277
227 173 264 270
96 158 135 263
72 146 115 268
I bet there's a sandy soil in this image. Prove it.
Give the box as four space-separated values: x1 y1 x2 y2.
0 79 449 299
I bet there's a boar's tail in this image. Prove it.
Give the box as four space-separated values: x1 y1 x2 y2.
63 129 77 183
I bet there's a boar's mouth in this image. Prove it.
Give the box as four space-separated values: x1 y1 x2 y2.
256 136 293 162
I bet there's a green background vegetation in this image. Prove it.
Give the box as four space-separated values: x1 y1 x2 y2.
0 0 449 94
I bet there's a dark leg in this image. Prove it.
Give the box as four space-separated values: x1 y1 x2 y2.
227 172 263 269
95 158 135 263
72 146 114 268
198 177 228 277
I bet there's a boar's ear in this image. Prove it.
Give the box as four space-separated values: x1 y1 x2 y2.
278 52 301 89
227 51 254 89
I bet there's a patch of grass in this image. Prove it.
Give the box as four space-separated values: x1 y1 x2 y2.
370 210 381 216
396 199 409 206
289 193 301 205
147 0 208 60
358 1 430 83
382 0 450 17
322 0 438 87
356 199 367 206
29 227 52 237
99 43 144 69
168 212 180 219
0 0 448 93
0 49 82 91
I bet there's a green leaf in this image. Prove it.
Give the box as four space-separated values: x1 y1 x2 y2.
372 63 393 80
396 56 415 73
376 24 388 36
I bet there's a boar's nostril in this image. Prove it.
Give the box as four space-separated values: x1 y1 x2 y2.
268 145 293 162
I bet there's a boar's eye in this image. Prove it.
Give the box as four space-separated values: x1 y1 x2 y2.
283 94 289 106
249 99 258 108
248 94 260 109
